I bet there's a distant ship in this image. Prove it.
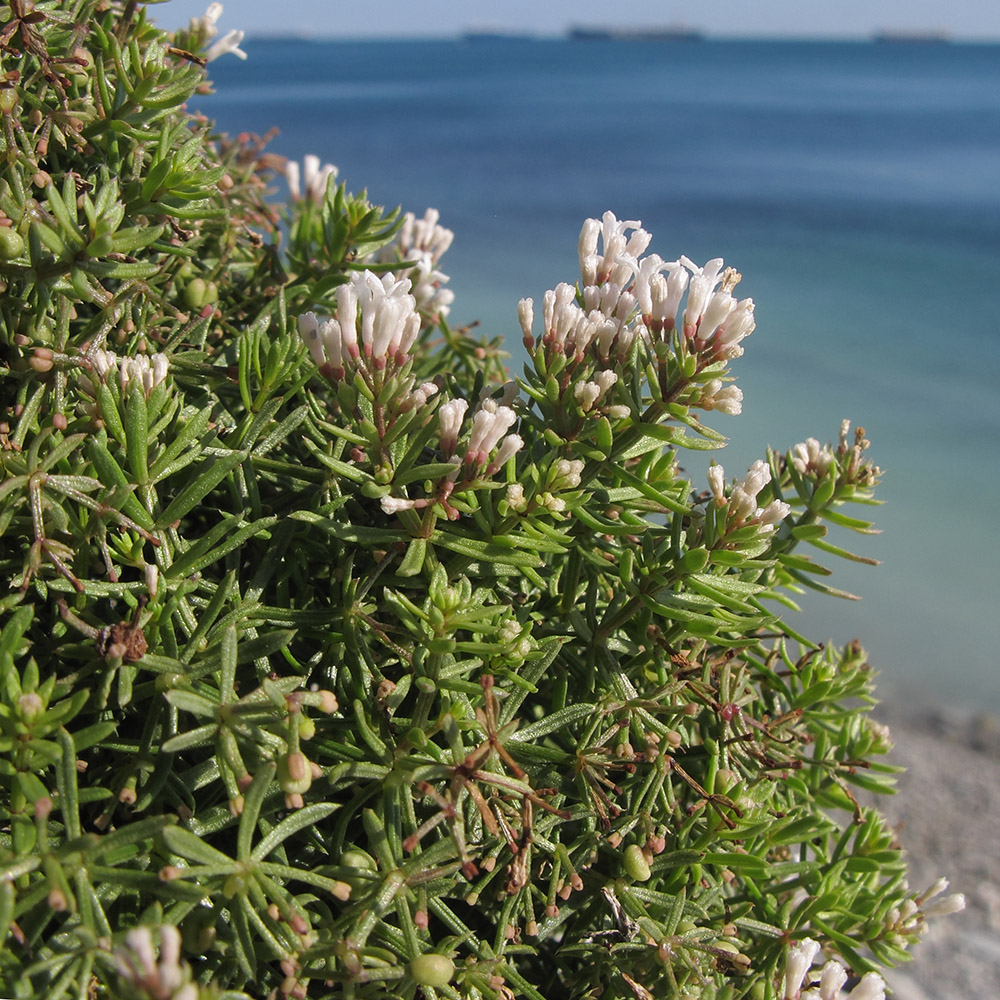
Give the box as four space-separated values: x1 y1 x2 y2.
463 29 536 42
568 25 703 42
872 29 951 44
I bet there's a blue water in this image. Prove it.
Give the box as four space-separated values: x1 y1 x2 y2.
201 39 1000 709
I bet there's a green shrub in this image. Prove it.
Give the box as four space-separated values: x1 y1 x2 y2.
0 3 962 999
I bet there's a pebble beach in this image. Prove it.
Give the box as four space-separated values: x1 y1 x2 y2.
868 697 1000 999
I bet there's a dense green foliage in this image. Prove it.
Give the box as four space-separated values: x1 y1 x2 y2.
0 3 955 999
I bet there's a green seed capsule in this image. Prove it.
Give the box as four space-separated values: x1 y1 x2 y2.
623 844 651 882
0 228 24 260
410 954 454 988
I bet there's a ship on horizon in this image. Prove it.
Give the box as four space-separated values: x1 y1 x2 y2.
568 24 703 42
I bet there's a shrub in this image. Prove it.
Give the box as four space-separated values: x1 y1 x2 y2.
0 3 962 999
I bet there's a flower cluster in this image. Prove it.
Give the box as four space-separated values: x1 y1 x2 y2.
376 208 455 325
86 349 169 397
783 938 886 1000
518 212 757 427
708 459 791 531
285 154 337 203
298 270 421 380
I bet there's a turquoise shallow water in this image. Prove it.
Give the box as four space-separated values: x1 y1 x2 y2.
201 38 1000 709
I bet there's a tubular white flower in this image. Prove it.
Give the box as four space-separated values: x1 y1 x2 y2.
681 256 726 335
437 398 469 457
921 892 966 918
783 937 821 1000
847 972 887 1000
297 312 326 367
695 290 736 343
356 270 420 364
206 28 247 62
517 298 535 342
716 296 756 355
578 217 601 281
380 495 418 514
466 399 517 465
758 499 792 526
707 464 726 504
488 433 524 472
739 459 771 500
817 959 848 999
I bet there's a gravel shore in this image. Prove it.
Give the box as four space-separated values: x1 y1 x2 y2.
865 696 1000 999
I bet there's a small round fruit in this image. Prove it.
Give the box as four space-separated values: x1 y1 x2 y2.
409 954 455 988
623 844 652 882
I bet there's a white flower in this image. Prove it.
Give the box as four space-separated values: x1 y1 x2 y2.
707 464 726 503
488 433 524 473
437 398 469 457
716 296 756 356
694 289 736 343
286 154 337 202
740 459 771 500
466 399 517 467
758 499 791 526
206 28 247 62
920 892 966 918
380 495 418 514
847 972 886 1000
783 937 821 1000
681 256 726 335
700 379 743 415
517 298 535 343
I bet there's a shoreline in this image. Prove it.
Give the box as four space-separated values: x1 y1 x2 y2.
866 696 1000 998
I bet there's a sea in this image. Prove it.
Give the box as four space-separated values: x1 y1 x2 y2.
199 37 1000 711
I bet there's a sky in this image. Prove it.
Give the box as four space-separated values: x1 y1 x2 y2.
157 0 1000 41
